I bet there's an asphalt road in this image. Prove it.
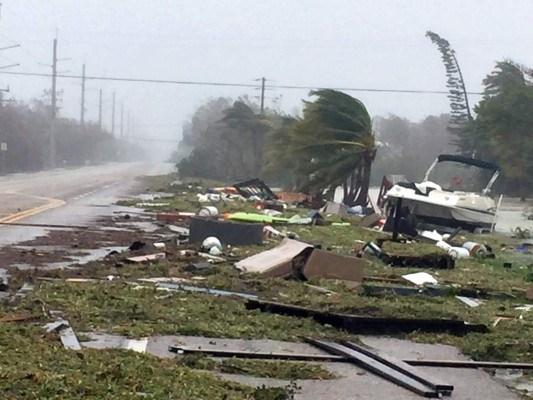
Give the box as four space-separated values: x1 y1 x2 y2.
0 162 174 245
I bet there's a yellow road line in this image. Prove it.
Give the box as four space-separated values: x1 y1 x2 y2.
0 198 66 224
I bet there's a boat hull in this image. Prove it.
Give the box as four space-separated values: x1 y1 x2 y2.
388 195 495 232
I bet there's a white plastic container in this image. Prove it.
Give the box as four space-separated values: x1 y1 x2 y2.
202 236 222 251
448 247 470 259
198 206 219 217
436 240 452 251
463 241 488 257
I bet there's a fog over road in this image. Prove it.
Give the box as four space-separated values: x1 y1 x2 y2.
0 162 174 245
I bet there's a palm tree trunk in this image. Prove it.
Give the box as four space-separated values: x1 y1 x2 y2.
355 156 372 206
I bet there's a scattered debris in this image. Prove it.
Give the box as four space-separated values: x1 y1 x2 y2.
514 304 533 311
126 253 166 263
455 296 484 308
155 283 258 300
402 272 438 286
321 201 348 216
0 268 9 290
201 236 222 253
0 314 35 323
189 217 263 246
233 178 277 200
136 202 170 207
156 212 195 223
304 283 338 295
236 238 365 284
44 320 81 350
305 338 453 398
198 206 219 217
235 238 312 277
295 248 365 284
169 345 533 370
363 241 455 269
128 240 146 251
169 346 345 362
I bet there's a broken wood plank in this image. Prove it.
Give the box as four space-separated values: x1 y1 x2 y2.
246 299 488 335
126 252 166 263
0 314 35 323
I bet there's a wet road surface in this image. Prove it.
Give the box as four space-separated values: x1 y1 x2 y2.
0 162 174 245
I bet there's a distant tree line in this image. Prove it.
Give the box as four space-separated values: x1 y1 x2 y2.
0 97 139 173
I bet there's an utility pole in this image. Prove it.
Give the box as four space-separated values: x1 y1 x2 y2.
120 103 124 137
51 39 58 119
98 89 103 129
111 92 116 136
260 77 266 114
49 38 58 169
80 63 86 125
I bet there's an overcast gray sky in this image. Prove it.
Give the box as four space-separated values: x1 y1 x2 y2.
0 0 532 157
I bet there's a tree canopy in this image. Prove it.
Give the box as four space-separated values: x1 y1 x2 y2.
468 60 533 198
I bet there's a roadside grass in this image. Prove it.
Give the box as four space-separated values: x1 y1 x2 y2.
0 322 291 400
177 354 338 380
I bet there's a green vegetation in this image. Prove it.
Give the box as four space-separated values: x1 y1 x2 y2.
178 354 337 380
0 322 289 400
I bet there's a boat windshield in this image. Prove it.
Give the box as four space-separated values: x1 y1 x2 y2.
425 161 496 193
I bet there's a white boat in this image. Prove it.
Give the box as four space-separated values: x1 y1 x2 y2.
385 154 500 232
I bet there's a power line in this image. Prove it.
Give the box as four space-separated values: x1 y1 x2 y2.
0 70 484 95
125 136 180 143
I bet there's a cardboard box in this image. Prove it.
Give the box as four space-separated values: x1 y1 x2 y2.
235 238 312 277
300 249 365 283
236 238 366 283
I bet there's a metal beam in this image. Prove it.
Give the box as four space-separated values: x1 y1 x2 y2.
305 338 442 398
340 340 453 394
167 345 533 370
168 346 347 362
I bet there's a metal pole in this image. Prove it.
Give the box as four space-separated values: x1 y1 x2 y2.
98 89 103 129
111 92 115 136
260 77 265 114
80 63 86 125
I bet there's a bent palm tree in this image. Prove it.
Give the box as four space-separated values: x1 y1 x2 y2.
291 89 377 206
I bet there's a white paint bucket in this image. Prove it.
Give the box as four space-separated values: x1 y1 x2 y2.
198 206 219 217
202 236 222 251
463 241 488 257
448 247 470 259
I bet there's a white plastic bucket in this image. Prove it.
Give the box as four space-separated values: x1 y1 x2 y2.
448 247 470 259
463 241 488 257
198 206 219 217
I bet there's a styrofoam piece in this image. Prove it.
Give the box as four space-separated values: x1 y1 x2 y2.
456 296 484 308
436 240 452 251
121 338 148 353
421 230 443 242
402 272 438 285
